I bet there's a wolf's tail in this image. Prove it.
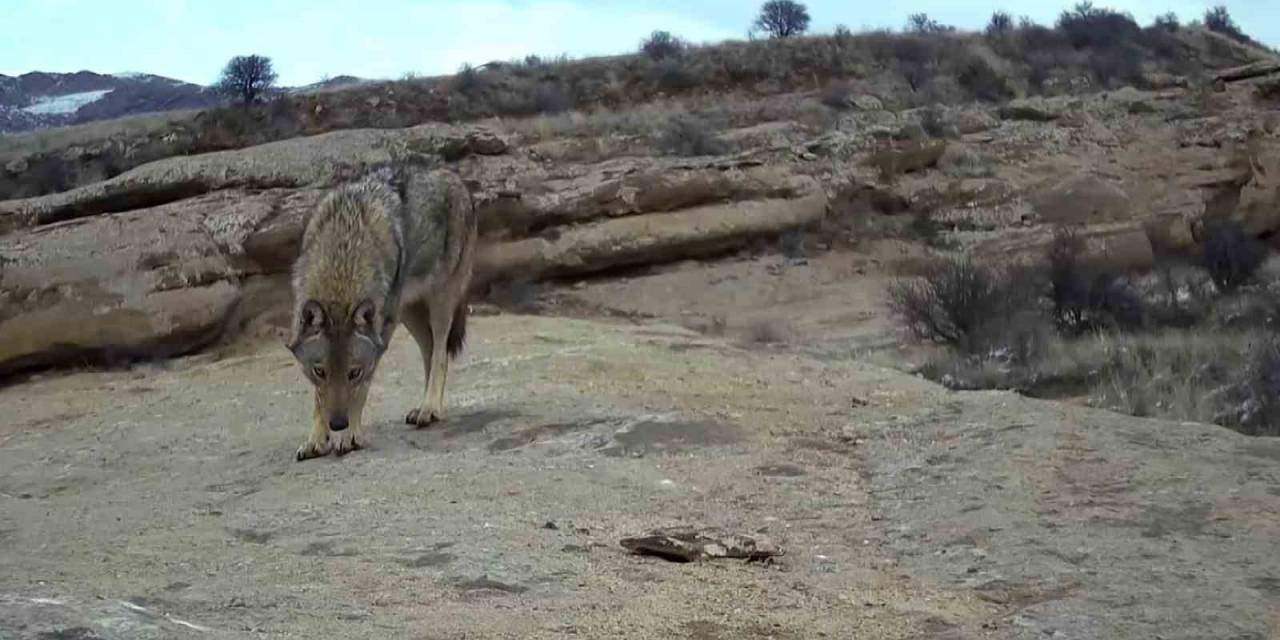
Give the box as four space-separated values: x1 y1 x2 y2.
447 302 467 358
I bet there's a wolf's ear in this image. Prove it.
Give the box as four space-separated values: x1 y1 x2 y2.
288 300 326 351
352 299 381 340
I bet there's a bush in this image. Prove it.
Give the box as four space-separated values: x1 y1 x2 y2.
641 31 687 60
1203 5 1250 44
907 13 954 34
986 11 1014 37
653 114 730 157
1056 3 1141 50
1201 217 1268 292
650 58 701 92
1047 227 1144 333
1224 337 1280 435
754 0 810 39
957 55 1014 102
887 256 1037 352
1153 12 1180 32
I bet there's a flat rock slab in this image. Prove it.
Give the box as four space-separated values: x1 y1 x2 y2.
0 314 1277 638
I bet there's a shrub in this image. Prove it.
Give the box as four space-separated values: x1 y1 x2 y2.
907 13 954 34
887 256 1037 352
1203 5 1250 44
1056 3 1141 50
1224 337 1280 435
986 11 1014 37
1153 12 1180 31
641 31 687 60
653 114 729 157
754 0 810 39
957 55 1014 102
650 58 701 92
1047 227 1144 333
1201 216 1268 292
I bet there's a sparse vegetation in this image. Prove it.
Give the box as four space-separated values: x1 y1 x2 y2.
889 218 1280 437
1200 217 1268 292
906 13 954 34
641 31 687 60
985 11 1014 37
754 0 811 39
215 55 278 107
653 113 730 157
4 0 1273 200
887 256 1035 352
1203 5 1249 44
1153 12 1180 32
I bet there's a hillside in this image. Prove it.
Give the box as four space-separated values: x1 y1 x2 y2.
2 10 1280 638
0 70 219 133
0 21 1271 200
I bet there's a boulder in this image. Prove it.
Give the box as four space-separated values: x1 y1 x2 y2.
1030 173 1131 224
851 95 884 111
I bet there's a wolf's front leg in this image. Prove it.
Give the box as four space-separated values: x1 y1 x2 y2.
296 394 332 461
332 387 370 456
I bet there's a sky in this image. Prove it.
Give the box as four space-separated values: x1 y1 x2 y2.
2 0 1276 86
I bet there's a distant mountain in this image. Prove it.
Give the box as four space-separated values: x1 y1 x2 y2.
0 71 220 133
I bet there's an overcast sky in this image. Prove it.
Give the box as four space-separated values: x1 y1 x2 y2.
3 0 1276 86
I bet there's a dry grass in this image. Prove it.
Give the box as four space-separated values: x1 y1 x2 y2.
0 110 198 160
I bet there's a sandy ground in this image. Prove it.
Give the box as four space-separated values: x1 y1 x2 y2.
2 265 1280 638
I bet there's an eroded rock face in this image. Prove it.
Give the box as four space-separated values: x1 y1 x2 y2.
0 125 829 379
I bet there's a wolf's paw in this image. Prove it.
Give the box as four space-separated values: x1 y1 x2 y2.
333 430 365 457
296 434 332 461
405 407 444 428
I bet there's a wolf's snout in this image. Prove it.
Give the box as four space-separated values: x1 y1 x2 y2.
329 415 350 432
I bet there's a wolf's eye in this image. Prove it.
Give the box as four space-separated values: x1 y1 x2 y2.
348 367 364 382
312 366 327 380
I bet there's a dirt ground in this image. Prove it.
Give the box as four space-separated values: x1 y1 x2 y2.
3 254 1280 639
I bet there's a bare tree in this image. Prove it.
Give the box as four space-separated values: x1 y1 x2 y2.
216 55 278 107
754 0 811 39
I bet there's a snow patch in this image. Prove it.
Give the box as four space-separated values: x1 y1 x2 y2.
22 89 113 114
112 71 147 79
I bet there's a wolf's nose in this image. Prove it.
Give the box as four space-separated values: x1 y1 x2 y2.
329 416 349 432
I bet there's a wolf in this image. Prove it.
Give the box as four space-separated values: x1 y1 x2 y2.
286 166 477 461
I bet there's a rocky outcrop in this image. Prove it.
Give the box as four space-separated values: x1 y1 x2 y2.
0 124 509 233
476 182 827 281
0 126 829 379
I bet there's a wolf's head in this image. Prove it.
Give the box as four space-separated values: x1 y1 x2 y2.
287 299 390 431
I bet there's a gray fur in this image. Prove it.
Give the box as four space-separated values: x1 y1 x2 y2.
287 167 478 461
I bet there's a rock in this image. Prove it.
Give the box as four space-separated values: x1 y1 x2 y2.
620 528 782 563
1030 173 1131 224
475 183 827 282
0 189 280 377
474 165 815 237
3 157 28 175
0 124 508 233
949 108 999 135
0 282 239 378
999 97 1071 122
851 95 884 111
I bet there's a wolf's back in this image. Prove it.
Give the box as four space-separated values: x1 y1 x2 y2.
398 169 477 282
